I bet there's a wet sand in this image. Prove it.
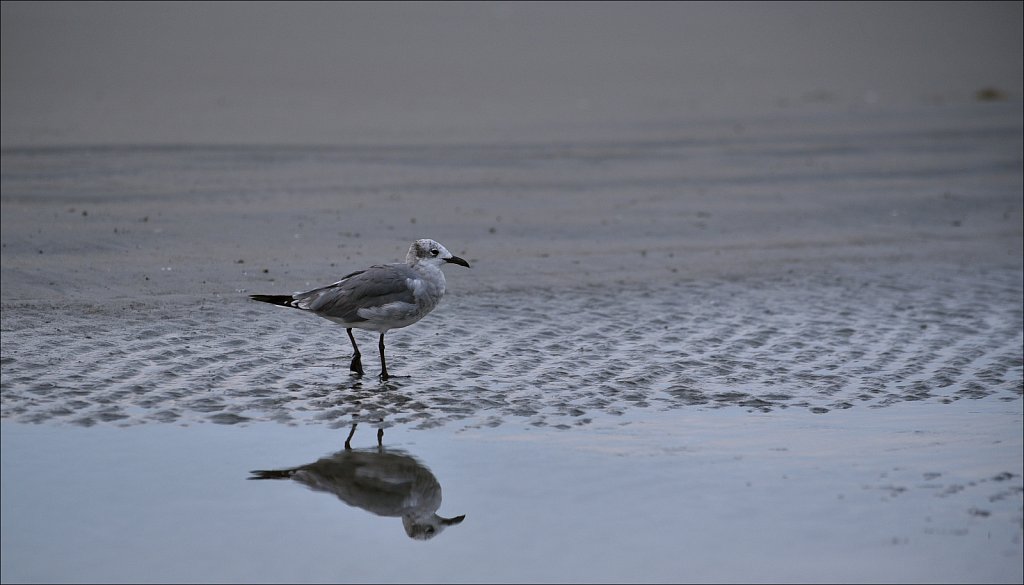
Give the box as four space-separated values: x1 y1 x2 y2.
2 2 1023 583
1 262 1022 429
2 104 1021 583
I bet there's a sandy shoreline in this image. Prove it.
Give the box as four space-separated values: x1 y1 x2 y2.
2 4 1022 582
2 102 1021 306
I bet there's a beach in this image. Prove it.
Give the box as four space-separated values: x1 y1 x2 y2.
2 2 1022 582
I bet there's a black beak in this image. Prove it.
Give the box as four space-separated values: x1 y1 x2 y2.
442 515 466 526
445 256 471 268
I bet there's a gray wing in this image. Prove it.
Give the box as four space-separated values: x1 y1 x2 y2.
292 263 416 323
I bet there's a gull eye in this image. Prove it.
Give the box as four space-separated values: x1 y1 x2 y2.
430 249 439 256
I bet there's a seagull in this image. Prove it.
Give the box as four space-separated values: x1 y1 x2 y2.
250 239 470 381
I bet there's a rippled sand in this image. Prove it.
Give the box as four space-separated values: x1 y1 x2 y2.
2 264 1020 430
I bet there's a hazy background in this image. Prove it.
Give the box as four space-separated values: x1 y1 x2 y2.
3 1 1022 146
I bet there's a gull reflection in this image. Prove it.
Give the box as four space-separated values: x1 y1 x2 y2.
249 423 465 540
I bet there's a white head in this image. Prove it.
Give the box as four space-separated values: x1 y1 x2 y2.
406 239 471 269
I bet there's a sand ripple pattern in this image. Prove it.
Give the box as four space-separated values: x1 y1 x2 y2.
2 268 1021 429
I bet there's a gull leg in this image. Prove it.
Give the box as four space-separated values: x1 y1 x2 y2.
346 328 364 376
378 333 389 381
344 423 357 450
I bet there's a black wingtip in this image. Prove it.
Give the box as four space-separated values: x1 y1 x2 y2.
250 294 295 307
247 469 295 480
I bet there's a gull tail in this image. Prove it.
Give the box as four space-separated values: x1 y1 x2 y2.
250 294 302 308
247 469 298 480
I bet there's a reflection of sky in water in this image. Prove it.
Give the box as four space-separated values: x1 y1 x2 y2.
2 399 1021 583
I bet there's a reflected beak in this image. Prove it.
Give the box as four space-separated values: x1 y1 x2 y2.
442 515 466 525
445 256 471 268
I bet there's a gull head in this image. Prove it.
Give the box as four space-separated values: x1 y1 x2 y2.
407 239 471 268
402 513 467 540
